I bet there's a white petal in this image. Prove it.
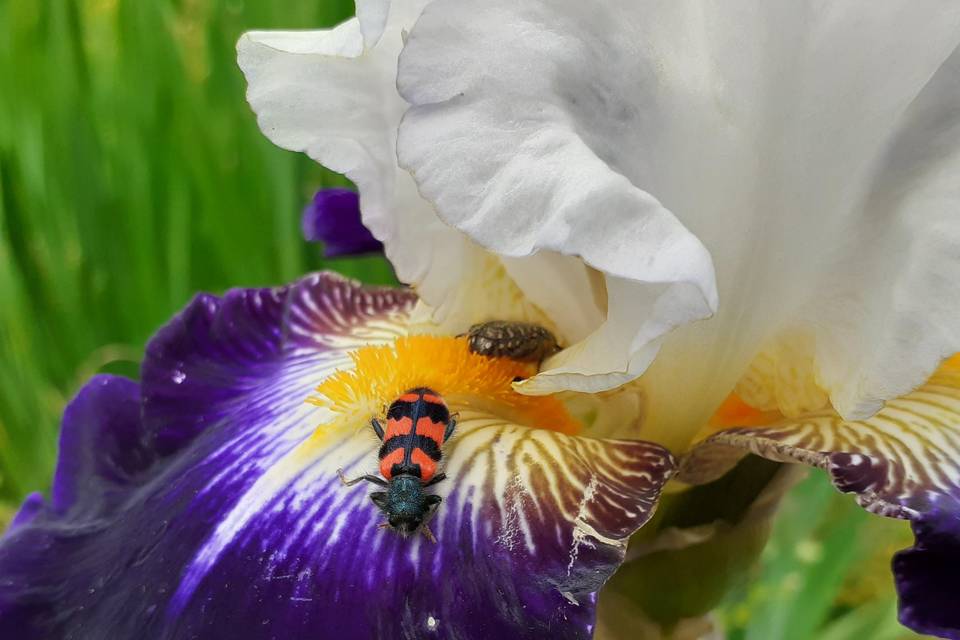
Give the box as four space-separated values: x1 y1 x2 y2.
237 1 594 343
237 0 471 322
354 0 390 47
499 252 605 344
398 15 719 393
812 45 960 418
397 0 960 447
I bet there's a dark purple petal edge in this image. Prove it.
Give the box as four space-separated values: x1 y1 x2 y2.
893 504 960 640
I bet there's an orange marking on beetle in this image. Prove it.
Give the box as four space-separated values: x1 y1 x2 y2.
421 393 444 405
397 393 421 403
379 448 405 480
415 417 446 445
411 448 437 483
385 416 413 438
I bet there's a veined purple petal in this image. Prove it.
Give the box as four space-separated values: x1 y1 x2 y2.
51 375 155 514
302 188 383 257
0 375 146 638
681 363 960 640
0 272 674 640
140 272 412 454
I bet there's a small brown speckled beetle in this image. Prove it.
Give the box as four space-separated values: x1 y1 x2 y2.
465 321 560 364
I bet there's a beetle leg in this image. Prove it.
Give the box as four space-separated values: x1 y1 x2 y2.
444 414 458 442
420 524 437 544
370 417 385 440
337 468 388 487
422 473 447 488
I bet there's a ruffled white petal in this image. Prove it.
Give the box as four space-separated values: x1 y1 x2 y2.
397 0 960 446
810 44 960 418
354 0 391 47
500 252 605 345
237 0 480 323
237 0 599 344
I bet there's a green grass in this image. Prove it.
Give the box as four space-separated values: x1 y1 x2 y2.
0 2 927 638
719 471 926 640
0 0 393 501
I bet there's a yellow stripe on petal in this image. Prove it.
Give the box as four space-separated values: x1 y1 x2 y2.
683 354 960 639
733 332 830 418
682 357 960 518
308 335 581 435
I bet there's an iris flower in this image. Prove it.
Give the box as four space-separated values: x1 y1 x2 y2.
3 1 960 638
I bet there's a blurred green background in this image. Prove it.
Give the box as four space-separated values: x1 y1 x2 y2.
0 1 924 638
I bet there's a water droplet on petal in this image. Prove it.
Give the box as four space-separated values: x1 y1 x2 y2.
171 370 186 384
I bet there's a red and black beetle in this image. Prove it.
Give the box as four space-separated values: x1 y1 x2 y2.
338 387 457 542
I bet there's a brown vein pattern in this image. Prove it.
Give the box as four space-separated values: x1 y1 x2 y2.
681 368 960 518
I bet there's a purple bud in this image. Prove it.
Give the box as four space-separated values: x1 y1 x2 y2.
301 188 383 257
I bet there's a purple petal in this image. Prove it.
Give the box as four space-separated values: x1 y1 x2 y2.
301 188 383 257
8 493 44 530
681 364 960 639
0 374 146 639
0 272 674 639
140 272 412 454
894 506 960 639
51 375 154 514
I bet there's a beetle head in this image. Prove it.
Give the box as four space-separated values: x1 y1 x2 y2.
371 475 442 536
